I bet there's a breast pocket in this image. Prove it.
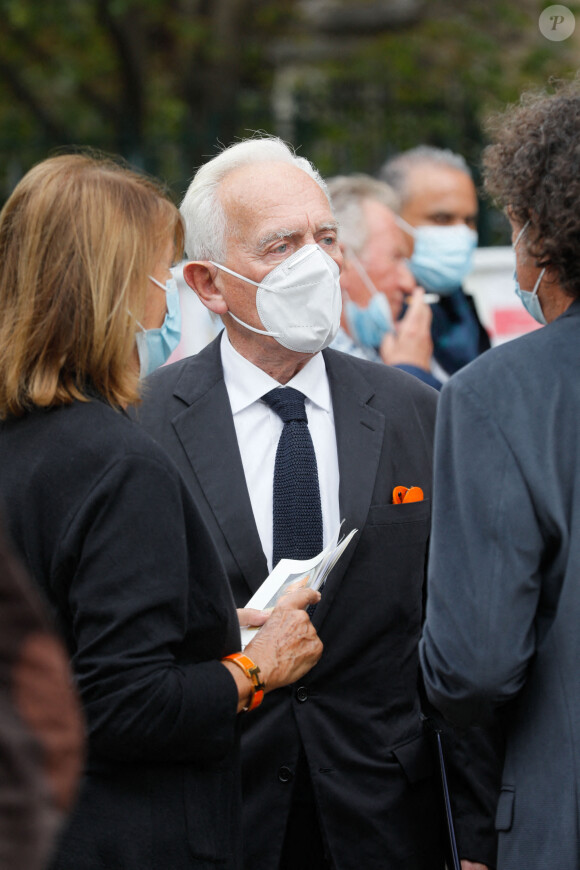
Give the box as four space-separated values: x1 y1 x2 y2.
366 499 431 533
355 500 431 623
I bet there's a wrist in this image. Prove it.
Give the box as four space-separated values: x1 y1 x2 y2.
222 652 265 712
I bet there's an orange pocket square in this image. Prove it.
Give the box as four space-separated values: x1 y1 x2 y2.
392 485 424 504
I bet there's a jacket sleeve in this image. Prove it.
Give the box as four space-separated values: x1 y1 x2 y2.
395 363 443 391
422 697 504 869
54 450 240 765
419 374 550 866
420 377 544 727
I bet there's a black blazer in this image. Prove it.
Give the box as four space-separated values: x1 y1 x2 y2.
136 337 499 869
0 398 243 870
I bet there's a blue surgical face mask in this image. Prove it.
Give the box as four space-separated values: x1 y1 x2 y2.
512 222 547 325
513 270 546 325
135 276 182 377
399 221 478 294
342 248 394 349
344 294 393 349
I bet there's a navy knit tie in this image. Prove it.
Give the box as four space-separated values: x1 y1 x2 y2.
262 387 323 567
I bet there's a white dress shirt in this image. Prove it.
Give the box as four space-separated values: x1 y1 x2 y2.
220 332 340 573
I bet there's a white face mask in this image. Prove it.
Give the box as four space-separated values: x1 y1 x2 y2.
210 244 342 353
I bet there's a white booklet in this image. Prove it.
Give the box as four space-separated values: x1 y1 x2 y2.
240 523 358 649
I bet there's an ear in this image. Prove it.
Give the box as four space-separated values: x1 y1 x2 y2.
183 261 228 316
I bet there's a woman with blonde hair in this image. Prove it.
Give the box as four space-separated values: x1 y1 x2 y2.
0 154 322 870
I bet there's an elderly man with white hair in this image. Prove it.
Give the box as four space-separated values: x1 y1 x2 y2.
134 136 500 870
327 173 441 389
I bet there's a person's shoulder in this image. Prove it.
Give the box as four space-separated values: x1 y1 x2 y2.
449 317 564 396
81 406 193 514
324 347 438 406
139 336 223 410
146 354 197 389
10 399 180 498
61 399 170 465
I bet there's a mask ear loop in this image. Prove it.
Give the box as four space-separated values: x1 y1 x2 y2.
394 216 417 239
227 310 282 337
346 247 381 298
531 267 546 299
513 220 545 302
209 262 282 337
392 217 418 275
345 247 396 328
344 247 395 341
148 275 169 292
513 220 530 249
128 275 170 332
127 310 146 333
209 261 261 288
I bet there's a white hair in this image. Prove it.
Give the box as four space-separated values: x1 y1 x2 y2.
180 136 330 262
326 174 400 255
379 146 472 207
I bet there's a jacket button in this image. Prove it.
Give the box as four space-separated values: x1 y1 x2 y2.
278 765 293 783
296 686 308 702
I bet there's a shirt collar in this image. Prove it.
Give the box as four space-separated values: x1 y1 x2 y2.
220 331 331 415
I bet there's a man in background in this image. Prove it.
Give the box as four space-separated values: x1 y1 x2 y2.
380 146 490 380
328 174 441 389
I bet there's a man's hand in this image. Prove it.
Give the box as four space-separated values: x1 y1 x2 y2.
244 588 323 691
461 862 489 870
379 287 433 371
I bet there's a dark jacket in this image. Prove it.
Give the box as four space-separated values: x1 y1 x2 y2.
135 337 501 870
421 299 580 869
0 398 242 870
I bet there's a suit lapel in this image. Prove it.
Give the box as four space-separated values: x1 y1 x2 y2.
170 339 268 597
166 342 386 615
312 351 385 629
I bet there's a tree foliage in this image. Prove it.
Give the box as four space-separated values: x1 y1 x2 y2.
0 0 578 226
286 0 580 241
0 0 294 198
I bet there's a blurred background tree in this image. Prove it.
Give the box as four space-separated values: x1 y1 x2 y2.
0 0 294 193
0 0 578 240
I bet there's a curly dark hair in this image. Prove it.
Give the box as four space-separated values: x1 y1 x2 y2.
483 79 580 300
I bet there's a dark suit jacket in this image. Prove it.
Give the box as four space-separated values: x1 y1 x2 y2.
136 337 499 869
421 299 580 869
0 398 242 870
